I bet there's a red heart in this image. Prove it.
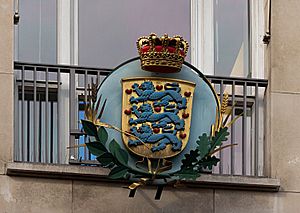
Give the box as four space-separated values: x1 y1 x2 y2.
125 89 132 94
184 91 191 97
154 107 161 112
156 85 163 91
153 128 160 134
182 113 189 119
124 109 131 115
179 133 186 139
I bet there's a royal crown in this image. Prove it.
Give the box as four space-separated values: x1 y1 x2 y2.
137 33 189 73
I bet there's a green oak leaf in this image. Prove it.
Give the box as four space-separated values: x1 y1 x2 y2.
196 133 211 159
198 156 220 170
81 120 98 137
181 149 200 170
97 126 108 144
108 166 128 179
86 142 107 157
210 127 229 151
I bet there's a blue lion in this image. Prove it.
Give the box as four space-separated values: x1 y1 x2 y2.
128 124 182 152
129 103 185 131
129 81 187 109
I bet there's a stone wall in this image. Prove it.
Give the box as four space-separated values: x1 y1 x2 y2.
0 175 295 213
0 0 13 175
269 0 300 197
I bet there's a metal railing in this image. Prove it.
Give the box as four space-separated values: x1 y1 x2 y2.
14 61 268 177
207 75 268 176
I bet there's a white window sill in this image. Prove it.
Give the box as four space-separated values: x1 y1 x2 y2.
6 162 280 192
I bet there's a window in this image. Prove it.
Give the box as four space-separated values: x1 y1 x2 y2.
191 0 264 78
78 0 191 68
15 0 264 77
14 0 57 63
214 0 250 77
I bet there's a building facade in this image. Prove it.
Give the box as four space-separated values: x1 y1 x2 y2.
0 0 299 212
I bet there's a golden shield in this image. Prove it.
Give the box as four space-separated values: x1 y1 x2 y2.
122 77 195 159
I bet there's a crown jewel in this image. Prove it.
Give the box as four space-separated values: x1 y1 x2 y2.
137 33 189 73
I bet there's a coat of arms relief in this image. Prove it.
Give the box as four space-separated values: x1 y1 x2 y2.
122 77 195 158
79 33 237 199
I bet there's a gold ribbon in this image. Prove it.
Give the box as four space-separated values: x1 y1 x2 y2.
129 158 173 191
127 178 149 190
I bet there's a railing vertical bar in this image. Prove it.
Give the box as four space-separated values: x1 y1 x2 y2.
231 81 236 175
33 67 37 162
57 68 61 163
14 75 19 161
45 67 49 163
219 80 224 174
27 99 30 161
69 69 76 161
97 70 100 86
38 95 42 162
255 83 259 176
84 70 88 161
242 82 247 175
21 66 25 161
50 101 54 163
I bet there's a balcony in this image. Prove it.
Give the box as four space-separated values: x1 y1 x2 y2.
13 60 268 177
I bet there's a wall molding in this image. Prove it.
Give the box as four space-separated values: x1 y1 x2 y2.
6 162 280 192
